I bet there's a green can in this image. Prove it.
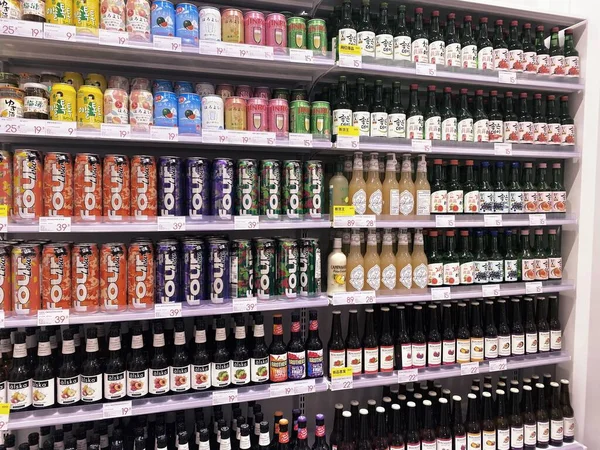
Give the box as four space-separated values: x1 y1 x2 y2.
300 238 321 296
290 100 311 134
259 159 281 219
291 89 308 101
231 239 254 299
254 238 276 300
282 160 302 219
307 19 327 56
235 159 259 215
287 17 306 49
310 101 331 139
272 88 290 101
302 160 323 218
277 238 299 299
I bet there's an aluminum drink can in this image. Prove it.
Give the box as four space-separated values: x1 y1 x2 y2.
221 8 243 43
259 159 281 219
49 83 76 122
77 85 104 129
199 6 220 41
0 150 12 216
131 77 151 91
272 88 290 100
253 238 275 300
42 242 72 310
151 0 175 36
0 244 11 315
84 73 107 92
100 242 127 312
174 81 193 94
216 84 234 98
277 238 298 298
287 17 306 49
307 18 327 56
182 238 205 305
158 156 183 216
46 0 72 24
195 82 215 97
290 100 310 134
11 243 41 316
74 153 102 220
156 239 180 303
310 101 331 138
129 89 154 131
175 2 198 45
268 98 289 139
43 152 73 217
62 72 84 91
208 239 230 303
291 89 308 101
299 238 321 296
73 0 97 30
266 13 286 48
185 157 209 219
230 239 253 299
72 243 99 313
104 88 129 124
177 92 201 134
236 159 258 215
153 79 173 93
235 85 253 99
154 91 177 127
108 76 129 91
130 155 157 218
103 154 130 220
244 10 264 45
224 96 246 131
100 0 126 31
127 240 154 309
125 0 151 42
13 149 43 221
246 97 268 132
201 95 224 130
212 158 234 219
253 87 271 100
303 160 323 218
282 160 302 218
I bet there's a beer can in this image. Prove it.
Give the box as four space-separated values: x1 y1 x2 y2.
100 0 126 31
177 92 201 135
235 85 253 99
199 6 220 41
104 88 129 124
291 89 308 101
224 96 246 131
72 243 99 313
260 159 281 219
216 84 234 99
42 242 72 310
277 238 298 299
244 10 264 45
235 159 258 215
268 98 289 139
272 88 290 101
174 81 193 94
201 95 224 130
221 8 243 43
253 87 271 100
310 101 331 138
290 100 310 134
185 157 209 219
253 238 275 300
11 243 41 316
153 79 173 93
84 73 107 93
100 242 127 312
43 152 73 217
266 13 286 48
151 0 175 36
129 89 153 131
13 149 43 221
77 85 104 129
182 238 205 305
126 0 151 42
287 17 306 49
0 244 11 315
0 150 12 216
299 238 321 296
307 18 327 56
74 153 102 220
50 83 76 122
246 97 268 132
158 156 182 216
103 154 130 220
195 82 215 97
208 239 230 303
154 91 177 127
127 240 154 309
231 239 253 299
282 160 302 219
46 0 72 24
130 155 157 219
62 72 84 91
175 2 198 46
303 160 323 218
212 158 234 219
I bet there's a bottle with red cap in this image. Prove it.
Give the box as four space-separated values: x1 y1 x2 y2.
457 89 473 142
503 92 519 143
473 90 489 142
406 84 423 140
477 17 493 70
518 92 533 143
522 23 537 73
447 160 462 213
559 95 575 145
564 28 579 77
532 93 548 144
546 95 561 144
535 25 551 74
440 87 457 141
507 20 523 72
488 90 504 142
460 15 477 68
428 11 444 65
411 7 428 63
550 162 566 212
445 13 460 67
424 85 441 140
533 229 549 281
492 19 509 70
549 27 565 76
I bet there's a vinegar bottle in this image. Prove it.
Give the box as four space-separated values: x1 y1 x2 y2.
396 229 412 290
380 229 396 291
382 154 400 216
414 155 430 215
346 232 365 292
349 152 367 215
398 154 415 215
364 231 381 291
411 229 428 289
366 153 383 216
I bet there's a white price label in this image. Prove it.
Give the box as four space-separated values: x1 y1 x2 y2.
289 48 314 64
37 309 70 326
355 214 376 228
494 143 513 156
460 362 480 375
250 131 276 146
0 411 7 431
498 71 517 84
336 135 359 149
0 19 43 38
293 379 316 395
43 23 76 41
484 214 503 227
525 282 543 294
228 43 253 59
199 40 224 56
529 214 547 226
232 297 257 313
39 216 71 233
330 375 353 391
482 284 501 297
212 389 238 405
150 126 178 142
412 139 432 153
153 35 182 52
157 216 186 231
398 368 419 383
202 129 228 144
0 217 6 234
435 215 455 227
0 117 21 135
249 45 273 60
288 133 313 148
270 383 294 398
154 302 182 319
234 215 259 230
101 123 131 139
354 290 376 304
99 29 128 46
19 118 46 136
0 311 5 328
103 400 133 419
45 120 77 137
227 130 252 145
331 292 358 305
489 358 508 372
431 287 451 301
338 54 362 68
415 62 437 77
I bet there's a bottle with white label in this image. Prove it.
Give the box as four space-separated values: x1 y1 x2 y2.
487 91 504 142
443 230 460 286
149 321 171 394
458 88 474 142
426 305 442 367
428 10 445 65
385 82 405 138
169 319 191 391
460 16 477 68
411 7 428 63
511 298 525 356
550 162 567 212
518 92 534 143
534 25 550 75
533 228 549 281
549 27 565 76
496 389 511 450
559 95 575 146
493 162 509 213
497 299 511 357
549 382 564 446
104 325 126 400
379 307 394 372
460 161 478 213
483 301 498 360
336 0 357 61
362 308 379 373
522 23 537 74
396 230 412 290
349 152 367 215
473 90 489 142
381 154 399 216
465 394 482 448
535 383 550 448
478 162 494 213
522 385 538 449
32 330 55 408
412 229 428 289
503 92 519 143
520 229 535 281
370 81 388 137
481 391 497 450
473 231 489 284
560 379 576 442
430 159 446 213
375 2 393 60
56 329 80 406
410 305 426 368
477 17 493 70
344 310 362 375
509 387 525 449
346 232 365 292
364 231 381 291
523 297 539 355
452 396 468 449
487 230 504 283
406 84 423 140
444 13 460 67
439 87 457 141
327 238 347 296
366 153 383 215
441 304 456 365
470 302 484 362
458 230 475 284
405 401 421 449
352 78 370 136
427 230 444 287
393 5 411 61
414 155 430 215
380 230 396 291
424 85 441 140
548 296 562 352
547 229 562 280
332 76 353 138
508 162 523 213
456 303 471 363
126 325 150 397
504 230 519 282
563 29 579 77
492 19 510 70
507 20 524 72
356 0 375 58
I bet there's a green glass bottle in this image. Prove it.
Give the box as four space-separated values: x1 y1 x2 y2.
356 0 375 58
563 28 579 77
549 26 564 76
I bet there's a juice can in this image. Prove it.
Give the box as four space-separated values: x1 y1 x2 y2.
129 89 153 131
154 91 177 127
46 0 72 24
277 238 298 298
11 243 41 316
268 98 289 139
224 96 246 131
127 240 154 309
282 160 302 218
185 157 209 219
195 82 214 97
235 85 253 99
199 6 220 41
1 0 21 19
125 0 151 41
62 72 84 91
182 238 205 305
260 159 281 219
153 79 173 93
100 242 127 311
272 88 289 100
108 76 129 91
290 100 310 134
201 95 224 130
131 77 150 91
84 73 107 93
303 160 323 218
156 239 180 303
216 84 234 99
104 88 129 124
130 155 157 218
103 154 130 220
174 81 193 94
100 0 126 31
0 150 12 216
0 244 12 315
13 149 43 221
158 156 182 216
230 239 253 299
77 85 104 129
42 243 72 310
151 0 174 36
299 238 321 296
221 8 243 43
244 10 264 45
236 159 258 215
177 93 201 134
208 239 230 303
307 18 326 56
43 152 73 217
246 97 268 132
50 83 76 122
212 158 234 219
310 101 331 138
266 13 286 48
253 238 275 300
74 153 102 220
175 2 198 45
72 243 99 313
287 17 306 49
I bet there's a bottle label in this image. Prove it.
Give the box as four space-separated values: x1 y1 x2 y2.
494 191 509 213
445 42 461 67
487 259 503 282
416 190 430 216
124 369 148 397
535 257 549 280
504 120 519 142
524 51 537 73
424 116 441 140
560 124 575 146
352 111 370 136
363 347 379 373
497 428 510 449
526 333 538 354
478 46 493 70
386 188 400 216
411 343 426 368
564 416 575 437
565 55 580 77
504 259 518 281
400 343 412 369
551 191 566 212
149 367 170 393
399 263 412 289
458 118 473 142
442 340 455 364
349 264 365 291
533 122 548 144
413 263 428 289
484 336 499 359
470 337 484 361
56 376 80 405
551 420 564 441
474 261 489 283
512 334 525 355
431 190 447 213
443 262 460 286
230 358 251 385
391 445 405 450
493 48 509 70
538 330 550 352
286 351 306 380
551 55 565 76
479 191 494 213
523 192 538 212
519 121 534 143
421 441 436 450
482 430 496 450
509 191 524 213
464 190 479 213
537 421 550 443
346 348 362 374
368 189 383 215
474 119 489 142
366 264 380 290
388 113 406 138
379 345 394 372
447 190 463 213
460 261 475 284
332 108 352 136
537 53 550 74
498 334 511 357
511 426 524 448
411 37 428 63
427 341 441 366
406 114 423 140
442 117 457 141
352 189 367 215
547 122 561 144
522 424 536 446
428 262 444 287
549 257 562 279
104 372 126 399
338 28 357 46
329 349 346 376
8 380 31 409
357 31 375 58
269 353 287 382
522 258 535 281
428 40 445 65
375 33 394 59
454 436 467 450
393 34 411 60
250 357 269 383
551 330 562 351
467 432 482 449
382 264 396 290
456 339 470 363
32 378 55 407
461 44 477 68
407 444 420 450
370 112 388 137
307 348 323 378
489 119 504 142
509 49 524 71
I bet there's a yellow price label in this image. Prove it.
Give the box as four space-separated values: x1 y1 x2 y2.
0 206 7 217
0 403 9 415
338 126 359 137
333 205 355 217
338 44 361 56
331 367 353 378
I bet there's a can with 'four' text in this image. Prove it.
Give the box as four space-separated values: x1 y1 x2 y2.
253 238 275 300
235 159 258 216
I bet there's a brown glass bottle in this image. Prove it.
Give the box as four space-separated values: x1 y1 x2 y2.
560 380 575 442
509 387 524 449
451 395 466 450
330 404 343 450
338 412 353 450
496 389 510 450
362 308 379 374
269 315 287 383
312 414 329 450
395 306 412 370
328 311 346 377
465 393 481 449
522 385 536 450
548 296 562 352
389 404 404 450
480 391 496 448
535 384 549 449
549 382 563 446
411 305 426 368
150 321 171 395
56 329 79 407
104 324 126 401
405 401 420 450
523 297 538 355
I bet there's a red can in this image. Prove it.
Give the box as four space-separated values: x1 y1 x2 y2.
43 152 73 217
216 84 235 99
268 98 289 138
103 154 130 220
247 97 269 132
72 243 100 314
244 10 265 45
235 85 253 99
74 153 102 220
0 244 11 315
100 242 127 312
266 13 287 48
42 242 72 310
127 240 155 309
13 149 43 221
0 150 12 216
130 155 157 219
254 87 271 100
11 243 41 316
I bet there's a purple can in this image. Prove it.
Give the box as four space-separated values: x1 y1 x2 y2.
158 156 183 216
186 157 209 219
182 238 205 305
254 87 271 100
156 239 180 304
208 239 230 303
235 85 253 99
211 158 234 219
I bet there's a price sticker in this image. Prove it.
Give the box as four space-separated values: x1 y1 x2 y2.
332 215 357 228
412 139 432 153
39 216 71 233
288 133 313 147
99 29 128 47
19 118 45 136
525 282 543 294
232 297 257 313
336 135 359 149
154 303 182 319
333 205 355 217
398 368 419 384
157 216 186 231
0 19 43 38
153 35 182 52
358 215 377 228
460 362 480 376
489 358 508 372
228 43 252 59
337 44 362 68
202 129 228 144
45 120 77 137
293 379 316 395
101 123 131 139
234 215 259 230
354 290 376 304
482 284 501 297
250 131 276 146
212 388 239 405
415 62 436 77
330 367 353 391
494 143 513 156
150 126 178 142
199 40 224 56
431 287 451 301
0 117 21 135
529 214 547 226
103 400 133 419
331 292 357 306
289 48 314 64
484 214 503 227
270 383 294 398
0 403 9 431
498 71 517 84
37 309 70 326
435 215 455 227
43 23 76 41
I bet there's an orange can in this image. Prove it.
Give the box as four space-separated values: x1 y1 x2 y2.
127 240 155 309
42 242 72 310
43 152 74 217
130 155 157 219
72 243 100 313
13 149 43 221
0 150 12 215
0 244 11 315
74 153 102 220
103 154 130 220
221 8 244 43
11 243 41 316
100 242 127 312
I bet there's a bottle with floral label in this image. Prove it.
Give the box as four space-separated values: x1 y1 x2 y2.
366 153 383 215
494 162 509 213
479 161 494 214
521 163 537 212
426 230 443 287
387 82 405 138
519 229 535 281
396 229 412 290
406 84 423 139
483 301 498 360
356 0 375 58
440 87 457 141
442 230 460 286
470 302 484 362
344 310 361 375
524 297 538 354
507 20 523 72
550 163 566 212
415 155 430 215
518 93 534 143
412 229 428 289
430 159 447 213
32 330 55 409
487 231 503 283
424 85 441 140
346 232 364 292
477 17 493 70
462 160 479 213
370 81 388 137
375 3 393 60
547 229 562 279
508 162 523 213
362 308 379 374
531 94 548 144
549 27 565 76
444 13 460 67
503 92 519 143
336 0 357 60
410 305 426 368
492 19 509 70
379 229 396 290
460 15 477 68
379 307 394 372
394 155 414 215
428 11 444 65
473 230 489 284
456 89 473 142
473 90 489 142
446 160 463 213
504 230 519 281
411 7 428 63
511 298 525 356
533 229 549 281
481 391 497 450
457 230 474 284
353 78 370 137
563 29 579 77
456 305 470 364
349 152 367 215
333 76 353 139
522 23 537 74
393 5 411 61
535 25 550 74
559 96 575 146
487 91 503 142
364 231 381 291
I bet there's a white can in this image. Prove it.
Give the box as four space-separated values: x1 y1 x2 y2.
195 82 215 97
201 94 224 130
199 6 221 41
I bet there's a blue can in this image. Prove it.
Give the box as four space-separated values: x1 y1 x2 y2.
211 158 234 219
156 239 180 304
177 93 202 135
174 81 194 94
208 239 230 303
158 156 183 216
154 91 178 127
175 2 198 46
151 0 175 37
186 157 209 219
182 238 206 305
153 79 173 93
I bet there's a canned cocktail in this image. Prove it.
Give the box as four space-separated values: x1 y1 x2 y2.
212 158 234 219
100 242 127 312
282 160 302 219
103 154 130 220
303 160 323 218
74 153 102 220
209 239 230 303
156 239 179 304
299 238 321 296
13 149 43 221
186 157 209 218
231 239 253 298
182 238 205 305
12 243 41 316
43 152 73 217
236 159 258 216
42 243 72 310
260 159 281 219
254 238 275 300
130 155 157 219
277 238 299 299
158 156 183 216
72 243 99 313
127 240 154 309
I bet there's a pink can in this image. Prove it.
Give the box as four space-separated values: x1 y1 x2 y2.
254 87 271 100
216 84 235 99
244 10 265 46
247 98 268 132
268 98 289 138
235 85 253 99
266 13 287 48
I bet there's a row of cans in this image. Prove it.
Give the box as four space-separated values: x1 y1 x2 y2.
0 150 325 221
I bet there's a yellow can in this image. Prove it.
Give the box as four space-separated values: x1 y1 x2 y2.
50 83 76 122
77 84 104 129
84 73 107 93
62 72 84 92
46 0 73 24
74 0 99 31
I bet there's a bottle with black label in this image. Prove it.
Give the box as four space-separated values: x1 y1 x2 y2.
104 325 126 400
149 321 170 395
250 315 268 385
212 317 231 389
126 325 148 398
56 329 80 406
32 330 54 408
8 331 32 410
171 319 191 392
287 312 306 380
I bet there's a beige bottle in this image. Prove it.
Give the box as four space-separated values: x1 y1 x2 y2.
327 237 347 295
382 153 400 216
346 232 365 292
414 154 431 215
380 229 396 291
343 155 353 181
366 152 383 216
398 154 416 216
396 228 413 290
364 230 381 291
348 152 367 215
411 228 429 289
329 159 349 215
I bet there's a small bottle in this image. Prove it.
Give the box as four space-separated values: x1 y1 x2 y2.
427 230 443 287
488 90 504 142
549 27 565 76
424 85 441 140
492 19 509 70
549 382 564 446
457 88 473 142
328 311 346 376
504 230 519 282
559 95 575 146
520 229 535 281
487 230 504 283
523 385 537 450
511 298 525 356
509 388 524 449
406 84 423 139
560 380 575 442
533 229 549 281
535 384 550 449
496 390 510 450
549 296 562 352
546 96 561 145
481 391 497 449
473 230 489 284
522 23 537 73
56 329 80 406
411 7 428 63
563 29 579 77
497 299 511 357
452 395 467 450
535 25 551 74
455 303 471 363
104 325 126 400
477 17 493 70
393 5 411 61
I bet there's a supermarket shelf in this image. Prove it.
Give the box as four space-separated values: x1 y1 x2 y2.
373 213 577 228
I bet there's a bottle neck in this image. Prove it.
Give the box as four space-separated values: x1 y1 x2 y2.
356 82 366 103
341 2 352 22
490 95 499 112
427 91 436 107
564 34 575 52
474 96 484 114
463 21 473 38
505 97 514 114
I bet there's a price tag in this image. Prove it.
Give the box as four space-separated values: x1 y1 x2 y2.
199 40 224 56
330 367 353 391
489 358 508 372
494 143 512 156
338 44 362 68
529 214 547 226
482 284 501 297
226 130 251 145
270 383 294 398
103 400 133 419
0 117 21 135
212 388 239 405
293 379 316 395
234 215 259 230
332 215 357 228
398 368 419 384
460 362 480 375
45 120 77 137
154 302 182 319
289 48 314 64
354 290 376 304
37 309 70 326
150 126 178 142
331 292 358 305
288 133 313 147
415 62 436 77
525 282 543 294
250 131 276 146
435 215 455 227
39 216 71 233
412 139 432 153
431 287 451 301
249 45 273 60
19 118 46 136
232 297 257 313
99 29 128 47
43 23 76 41
498 71 517 84
153 35 182 52
101 123 131 140
356 215 376 228
202 129 228 144
157 216 186 231
336 135 359 149
0 19 43 38
333 205 355 217
484 214 503 227
0 403 9 431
